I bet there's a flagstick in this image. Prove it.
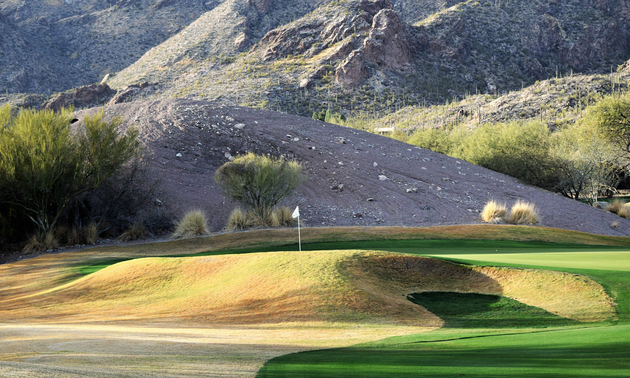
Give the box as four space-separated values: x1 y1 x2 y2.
297 214 301 252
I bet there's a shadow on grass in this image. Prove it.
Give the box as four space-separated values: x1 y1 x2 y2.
408 292 579 328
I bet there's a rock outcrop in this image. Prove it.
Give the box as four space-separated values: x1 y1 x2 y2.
43 84 115 111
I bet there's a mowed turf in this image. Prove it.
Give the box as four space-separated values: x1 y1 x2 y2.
258 236 630 378
1 225 629 377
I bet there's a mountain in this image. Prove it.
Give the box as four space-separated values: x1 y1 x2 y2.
2 0 629 116
0 0 210 94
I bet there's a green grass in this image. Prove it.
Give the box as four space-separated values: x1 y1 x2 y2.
408 292 580 328
257 325 630 377
256 238 630 378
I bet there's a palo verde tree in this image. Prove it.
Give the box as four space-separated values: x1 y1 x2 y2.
0 105 140 239
586 91 630 167
214 153 305 220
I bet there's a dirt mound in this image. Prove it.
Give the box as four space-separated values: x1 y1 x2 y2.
77 98 630 236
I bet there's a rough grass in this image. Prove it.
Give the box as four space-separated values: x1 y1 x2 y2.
506 200 540 225
481 200 507 223
172 209 209 238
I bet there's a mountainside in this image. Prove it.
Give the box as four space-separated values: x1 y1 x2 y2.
2 0 629 116
0 0 210 94
77 98 630 236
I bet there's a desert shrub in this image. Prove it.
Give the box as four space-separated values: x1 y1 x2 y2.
407 127 454 156
481 200 507 223
455 121 558 190
119 223 147 242
172 210 209 238
226 208 255 231
618 205 630 219
214 153 305 219
22 232 59 253
271 207 297 227
0 105 140 239
606 199 625 215
506 201 540 225
82 222 99 244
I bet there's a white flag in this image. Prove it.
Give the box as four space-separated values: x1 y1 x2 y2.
292 206 300 219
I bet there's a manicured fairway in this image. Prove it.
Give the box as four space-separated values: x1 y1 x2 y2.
257 325 630 377
257 239 630 378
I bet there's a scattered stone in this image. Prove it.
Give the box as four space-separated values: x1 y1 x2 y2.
378 175 388 181
176 152 183 158
234 123 245 129
367 198 375 202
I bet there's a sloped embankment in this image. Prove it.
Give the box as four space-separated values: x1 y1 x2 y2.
1 251 614 325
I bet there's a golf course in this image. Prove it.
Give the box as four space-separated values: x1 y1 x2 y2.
1 225 629 377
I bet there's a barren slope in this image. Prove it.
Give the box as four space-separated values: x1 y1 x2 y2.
79 98 630 236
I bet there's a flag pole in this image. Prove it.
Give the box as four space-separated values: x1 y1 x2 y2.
297 213 301 252
293 206 301 252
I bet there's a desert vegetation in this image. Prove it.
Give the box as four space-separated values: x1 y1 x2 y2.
172 209 209 238
0 105 148 251
215 153 305 230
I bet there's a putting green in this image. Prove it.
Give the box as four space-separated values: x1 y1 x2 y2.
426 251 630 271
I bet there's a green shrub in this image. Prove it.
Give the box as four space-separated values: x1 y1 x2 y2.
481 200 507 223
0 105 139 238
172 210 209 238
506 201 540 225
214 153 305 220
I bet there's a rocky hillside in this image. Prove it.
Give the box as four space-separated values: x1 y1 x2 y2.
0 0 210 94
2 0 629 117
362 68 630 133
77 98 630 236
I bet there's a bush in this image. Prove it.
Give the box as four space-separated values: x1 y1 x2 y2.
0 105 140 239
271 207 297 227
119 223 147 242
172 210 209 238
83 222 99 244
214 153 305 220
606 199 625 215
226 208 254 231
506 201 540 225
481 200 507 223
22 232 59 253
618 205 630 219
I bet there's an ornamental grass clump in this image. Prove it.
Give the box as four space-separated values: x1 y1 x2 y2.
481 200 507 223
172 210 209 238
605 199 625 215
226 208 255 231
507 201 540 225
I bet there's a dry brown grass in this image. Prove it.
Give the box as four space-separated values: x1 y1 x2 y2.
0 250 614 325
481 200 507 223
22 232 59 254
506 201 540 225
83 222 99 244
118 223 147 242
226 208 254 231
606 199 625 215
172 210 209 238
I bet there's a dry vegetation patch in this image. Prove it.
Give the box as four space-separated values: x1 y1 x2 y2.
0 250 614 325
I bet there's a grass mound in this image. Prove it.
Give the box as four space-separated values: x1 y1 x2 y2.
0 251 614 325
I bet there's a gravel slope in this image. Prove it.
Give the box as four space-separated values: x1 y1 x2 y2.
80 98 630 236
